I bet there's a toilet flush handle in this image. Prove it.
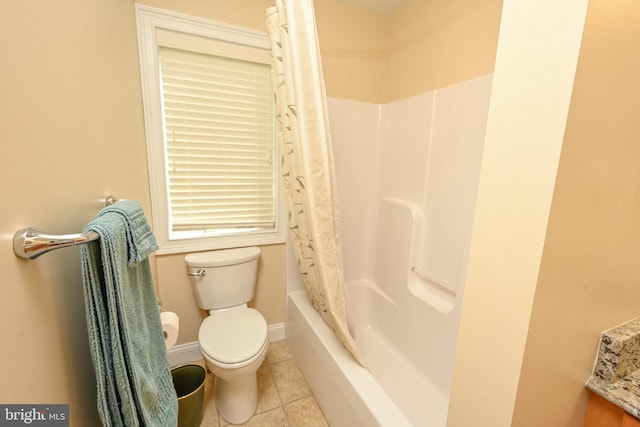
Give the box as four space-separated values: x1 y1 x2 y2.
187 269 207 277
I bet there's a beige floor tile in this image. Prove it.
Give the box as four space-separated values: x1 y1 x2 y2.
256 363 282 414
266 340 293 365
284 396 328 427
200 368 220 427
191 341 326 427
270 358 311 404
221 407 288 427
200 404 220 427
204 364 282 426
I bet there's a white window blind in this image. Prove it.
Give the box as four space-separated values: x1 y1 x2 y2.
158 46 275 235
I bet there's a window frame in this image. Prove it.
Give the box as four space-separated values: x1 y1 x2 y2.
136 5 285 254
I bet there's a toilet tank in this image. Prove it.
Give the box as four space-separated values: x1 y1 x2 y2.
185 246 261 310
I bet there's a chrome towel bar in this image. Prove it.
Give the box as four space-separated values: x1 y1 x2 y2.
13 195 121 260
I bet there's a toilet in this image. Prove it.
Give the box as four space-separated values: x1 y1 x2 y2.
185 247 268 425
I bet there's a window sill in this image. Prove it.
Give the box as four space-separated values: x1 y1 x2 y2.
154 232 286 255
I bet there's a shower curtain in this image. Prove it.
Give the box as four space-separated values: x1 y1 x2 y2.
266 0 365 367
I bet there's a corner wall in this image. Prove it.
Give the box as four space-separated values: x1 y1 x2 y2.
447 0 590 425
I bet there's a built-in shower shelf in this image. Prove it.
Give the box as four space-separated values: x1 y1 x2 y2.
409 267 456 313
378 197 457 313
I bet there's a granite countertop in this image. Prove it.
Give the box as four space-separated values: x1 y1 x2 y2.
586 317 640 418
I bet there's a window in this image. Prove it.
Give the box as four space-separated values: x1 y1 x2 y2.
136 5 284 253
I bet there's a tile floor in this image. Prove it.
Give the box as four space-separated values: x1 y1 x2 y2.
193 341 329 426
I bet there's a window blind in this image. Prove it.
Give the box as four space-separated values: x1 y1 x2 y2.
158 46 275 234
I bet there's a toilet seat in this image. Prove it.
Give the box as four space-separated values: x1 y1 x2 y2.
199 308 268 365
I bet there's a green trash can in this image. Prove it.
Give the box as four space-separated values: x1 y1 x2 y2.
171 364 206 427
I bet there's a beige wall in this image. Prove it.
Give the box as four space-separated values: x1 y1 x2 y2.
316 0 502 103
0 0 147 424
136 0 502 105
136 0 273 30
387 0 502 101
511 1 640 425
140 0 388 104
314 0 388 103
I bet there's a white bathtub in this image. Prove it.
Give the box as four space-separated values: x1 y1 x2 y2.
287 280 452 427
286 288 413 427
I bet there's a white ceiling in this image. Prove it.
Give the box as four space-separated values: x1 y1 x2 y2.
337 0 408 15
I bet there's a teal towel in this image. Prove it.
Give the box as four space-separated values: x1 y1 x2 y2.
97 200 159 267
81 201 178 427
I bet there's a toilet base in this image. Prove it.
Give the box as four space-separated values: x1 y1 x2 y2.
215 372 258 424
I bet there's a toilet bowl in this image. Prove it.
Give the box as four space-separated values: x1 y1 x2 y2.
198 307 268 424
185 247 267 425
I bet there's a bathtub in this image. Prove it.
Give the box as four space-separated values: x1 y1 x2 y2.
286 287 412 427
287 280 451 427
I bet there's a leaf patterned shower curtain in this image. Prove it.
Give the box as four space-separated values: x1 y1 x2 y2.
266 0 365 367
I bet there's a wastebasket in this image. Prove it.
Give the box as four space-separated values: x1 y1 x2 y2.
171 364 206 427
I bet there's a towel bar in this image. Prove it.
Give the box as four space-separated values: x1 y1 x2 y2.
13 195 120 260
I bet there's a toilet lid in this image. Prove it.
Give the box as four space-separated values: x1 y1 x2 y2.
199 308 268 364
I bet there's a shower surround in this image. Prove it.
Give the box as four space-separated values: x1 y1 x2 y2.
286 74 493 426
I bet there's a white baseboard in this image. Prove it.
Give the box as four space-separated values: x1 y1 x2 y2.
268 322 286 342
167 342 201 368
167 322 286 368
